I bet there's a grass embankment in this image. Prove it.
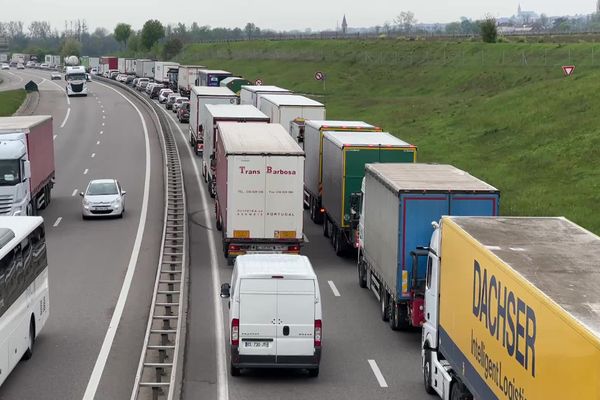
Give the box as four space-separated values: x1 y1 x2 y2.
0 89 26 116
178 40 600 233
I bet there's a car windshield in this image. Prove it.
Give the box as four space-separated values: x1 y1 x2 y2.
0 160 21 186
66 73 86 81
87 181 118 195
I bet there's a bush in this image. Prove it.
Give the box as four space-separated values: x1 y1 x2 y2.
480 17 498 43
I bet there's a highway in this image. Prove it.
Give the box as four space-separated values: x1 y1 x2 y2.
0 69 432 400
0 68 165 400
155 99 431 400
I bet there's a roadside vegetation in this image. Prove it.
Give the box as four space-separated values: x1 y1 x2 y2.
179 39 600 233
0 89 26 116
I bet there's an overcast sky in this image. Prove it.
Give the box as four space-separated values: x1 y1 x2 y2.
6 0 598 32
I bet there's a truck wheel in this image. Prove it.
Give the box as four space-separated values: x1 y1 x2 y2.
423 349 436 394
380 290 389 321
389 300 400 330
22 319 35 360
450 379 472 400
396 303 411 331
357 260 367 288
308 367 319 377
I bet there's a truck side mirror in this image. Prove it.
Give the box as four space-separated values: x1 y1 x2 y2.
220 283 231 298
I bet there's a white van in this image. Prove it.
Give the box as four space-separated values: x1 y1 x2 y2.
220 254 322 377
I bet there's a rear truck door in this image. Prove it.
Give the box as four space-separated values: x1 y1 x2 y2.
449 193 499 216
275 279 316 359
400 194 449 300
229 155 266 240
264 155 303 243
238 279 277 358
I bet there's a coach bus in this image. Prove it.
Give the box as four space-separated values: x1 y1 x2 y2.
0 216 49 387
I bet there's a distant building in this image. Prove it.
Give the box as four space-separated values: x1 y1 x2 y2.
342 15 348 34
597 0 600 13
516 4 539 24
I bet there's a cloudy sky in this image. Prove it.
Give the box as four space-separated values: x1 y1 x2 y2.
6 0 598 32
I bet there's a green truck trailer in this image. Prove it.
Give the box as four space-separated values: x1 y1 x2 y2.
321 131 416 256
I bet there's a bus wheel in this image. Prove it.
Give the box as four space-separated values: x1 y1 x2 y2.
22 319 35 360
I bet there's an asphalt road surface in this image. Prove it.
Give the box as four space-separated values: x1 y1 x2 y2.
0 69 165 400
153 96 432 400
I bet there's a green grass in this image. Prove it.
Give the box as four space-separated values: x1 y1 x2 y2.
0 89 26 116
178 40 600 233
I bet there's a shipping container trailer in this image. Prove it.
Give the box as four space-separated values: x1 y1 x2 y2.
321 131 416 255
202 104 270 197
196 69 232 87
215 122 305 264
422 216 600 400
357 163 499 331
154 61 179 84
303 120 381 224
239 85 292 107
258 94 325 141
188 86 237 156
177 65 206 97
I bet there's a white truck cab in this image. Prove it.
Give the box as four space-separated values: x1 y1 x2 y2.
220 254 322 377
65 66 88 96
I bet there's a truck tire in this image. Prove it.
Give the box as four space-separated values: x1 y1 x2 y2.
333 229 344 257
396 303 411 331
357 260 367 288
423 349 436 395
450 379 473 400
308 367 319 377
389 300 400 331
22 319 35 360
380 290 389 322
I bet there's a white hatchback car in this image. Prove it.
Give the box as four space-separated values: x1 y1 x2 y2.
158 89 173 103
80 179 126 219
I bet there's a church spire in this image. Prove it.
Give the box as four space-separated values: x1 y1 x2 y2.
342 15 348 34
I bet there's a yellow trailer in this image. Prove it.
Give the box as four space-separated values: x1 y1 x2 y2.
422 216 600 400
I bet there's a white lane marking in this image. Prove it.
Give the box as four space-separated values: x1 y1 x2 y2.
91 153 96 158
5 71 24 83
60 107 71 128
328 280 341 297
96 140 100 145
53 217 62 227
102 122 105 126
82 80 151 400
102 109 105 113
102 115 106 119
53 135 57 140
368 360 388 388
72 189 78 197
157 103 229 400
99 130 103 135
83 168 89 175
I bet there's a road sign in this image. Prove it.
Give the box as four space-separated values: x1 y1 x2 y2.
255 79 263 86
315 71 325 81
562 65 575 76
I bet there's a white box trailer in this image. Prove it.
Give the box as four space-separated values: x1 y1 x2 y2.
177 65 206 97
202 104 270 197
89 57 100 70
258 94 325 141
135 59 154 78
122 58 135 74
240 85 292 107
215 122 305 263
154 61 179 84
188 86 237 156
118 58 126 73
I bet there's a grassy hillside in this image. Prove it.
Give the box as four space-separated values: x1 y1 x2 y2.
0 89 26 116
178 40 600 233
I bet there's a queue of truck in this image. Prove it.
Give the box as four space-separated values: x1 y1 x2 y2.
101 57 600 398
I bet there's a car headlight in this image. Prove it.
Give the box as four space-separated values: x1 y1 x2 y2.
83 198 90 207
111 199 121 208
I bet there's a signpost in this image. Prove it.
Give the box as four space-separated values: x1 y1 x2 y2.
255 79 263 85
562 65 575 77
315 71 326 103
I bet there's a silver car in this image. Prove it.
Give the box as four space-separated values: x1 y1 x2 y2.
80 179 126 219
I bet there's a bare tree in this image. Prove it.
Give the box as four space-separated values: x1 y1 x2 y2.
28 21 52 39
394 11 417 33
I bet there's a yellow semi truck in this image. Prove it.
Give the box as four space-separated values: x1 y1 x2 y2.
422 216 600 400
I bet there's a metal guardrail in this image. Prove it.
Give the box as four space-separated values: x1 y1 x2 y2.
96 77 188 400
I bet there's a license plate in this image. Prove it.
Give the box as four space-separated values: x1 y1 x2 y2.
243 341 271 348
95 207 110 211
